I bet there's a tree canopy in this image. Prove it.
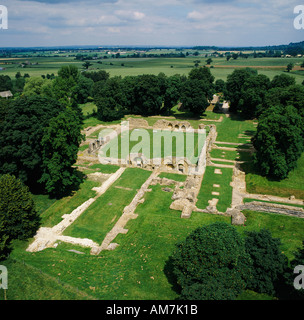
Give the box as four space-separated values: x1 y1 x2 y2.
0 95 65 188
170 222 251 300
0 174 40 260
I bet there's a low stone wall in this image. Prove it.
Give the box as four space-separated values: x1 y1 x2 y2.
238 201 304 218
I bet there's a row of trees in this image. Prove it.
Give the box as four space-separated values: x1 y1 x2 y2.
0 72 29 94
169 222 303 300
224 69 304 180
90 67 215 121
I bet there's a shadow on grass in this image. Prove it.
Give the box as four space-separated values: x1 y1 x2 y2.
163 256 182 300
240 160 283 183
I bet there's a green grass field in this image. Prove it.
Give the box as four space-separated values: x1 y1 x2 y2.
63 168 152 243
2 55 304 84
3 184 304 300
99 128 204 165
243 153 304 200
196 166 233 212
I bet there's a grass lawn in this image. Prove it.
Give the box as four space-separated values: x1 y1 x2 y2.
4 183 304 300
239 210 304 261
210 148 252 162
100 128 204 165
88 163 120 174
80 102 97 117
63 168 152 243
158 172 187 182
196 166 233 212
243 153 304 199
215 115 256 143
39 179 100 227
5 184 231 300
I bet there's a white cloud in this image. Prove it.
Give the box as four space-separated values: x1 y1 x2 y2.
114 10 145 21
0 0 302 47
187 11 204 20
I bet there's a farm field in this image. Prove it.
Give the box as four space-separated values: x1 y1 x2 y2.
1 54 304 83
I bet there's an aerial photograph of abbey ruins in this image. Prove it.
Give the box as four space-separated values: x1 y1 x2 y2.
0 0 304 306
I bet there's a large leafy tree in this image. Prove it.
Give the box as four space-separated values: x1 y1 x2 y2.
39 109 84 198
170 222 251 300
133 74 163 116
22 77 53 97
271 73 296 88
253 104 304 180
238 74 270 119
76 75 94 104
0 174 40 260
83 70 110 83
188 66 215 84
0 75 13 92
180 79 211 116
0 95 64 188
225 68 257 114
95 76 126 121
244 229 289 296
262 85 304 120
176 67 214 117
162 74 183 115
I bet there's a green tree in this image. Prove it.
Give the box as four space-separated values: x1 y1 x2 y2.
180 79 210 116
215 79 225 93
0 96 64 188
253 105 304 180
189 66 215 84
238 74 270 119
23 77 52 97
52 65 80 107
206 58 213 65
133 74 163 116
0 75 13 92
225 68 257 113
244 229 289 296
232 53 238 60
76 75 94 104
39 109 84 198
286 63 294 72
95 76 126 121
271 73 296 88
0 174 40 259
162 75 182 115
170 222 251 300
84 70 110 83
82 61 92 70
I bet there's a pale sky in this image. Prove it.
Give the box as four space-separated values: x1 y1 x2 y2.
0 0 303 47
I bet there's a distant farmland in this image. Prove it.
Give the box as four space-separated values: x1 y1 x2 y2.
1 52 304 83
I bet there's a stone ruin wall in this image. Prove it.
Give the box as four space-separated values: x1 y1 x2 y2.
86 119 217 177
